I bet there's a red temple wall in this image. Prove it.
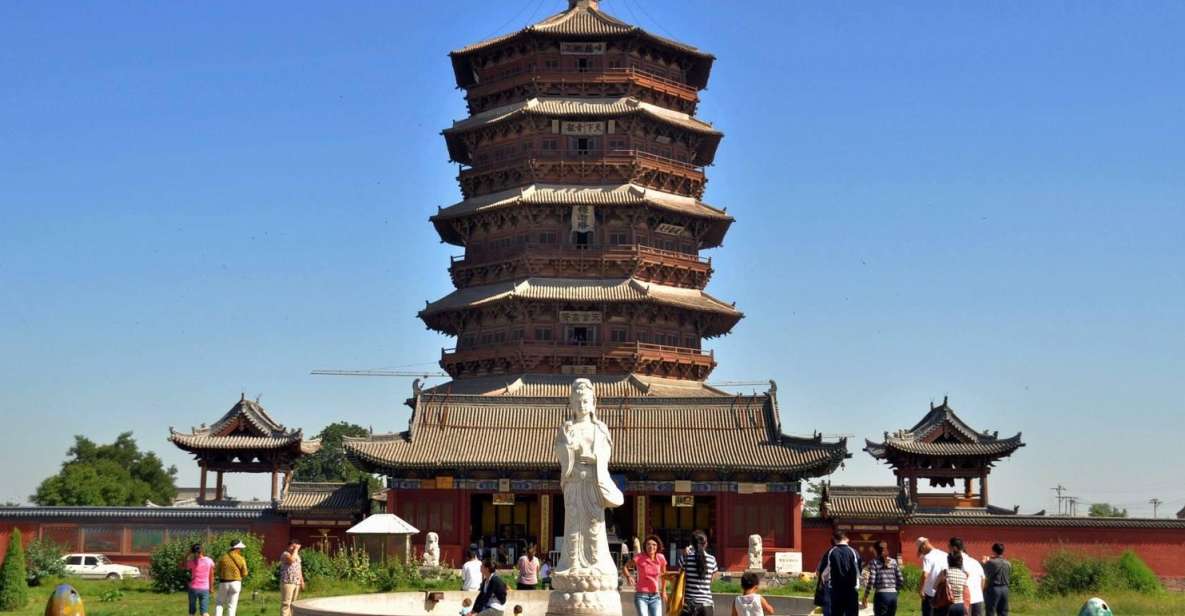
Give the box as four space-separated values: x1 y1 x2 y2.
902 524 1185 582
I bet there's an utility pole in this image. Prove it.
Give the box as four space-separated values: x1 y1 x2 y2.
1067 496 1079 517
1051 484 1068 515
1149 498 1163 518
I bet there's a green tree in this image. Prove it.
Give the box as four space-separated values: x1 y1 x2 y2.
1088 502 1128 518
802 481 824 517
293 422 380 493
32 433 177 506
0 529 30 610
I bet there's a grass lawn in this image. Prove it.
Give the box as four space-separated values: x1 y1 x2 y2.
10 577 1185 616
8 577 373 616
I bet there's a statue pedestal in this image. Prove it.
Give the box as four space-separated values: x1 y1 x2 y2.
547 571 622 616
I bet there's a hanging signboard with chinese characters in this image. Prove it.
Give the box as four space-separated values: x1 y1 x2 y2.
654 223 686 236
561 365 597 375
559 311 602 324
492 493 516 506
561 42 606 55
571 205 595 233
562 121 605 136
671 495 695 508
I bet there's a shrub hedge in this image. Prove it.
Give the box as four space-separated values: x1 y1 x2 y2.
1038 549 1162 596
149 532 267 593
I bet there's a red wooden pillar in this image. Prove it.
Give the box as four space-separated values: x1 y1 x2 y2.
387 487 397 513
980 469 990 506
215 472 225 501
791 492 804 551
714 491 730 559
199 463 208 502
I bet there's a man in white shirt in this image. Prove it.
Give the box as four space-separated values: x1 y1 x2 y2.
461 548 483 591
917 537 948 616
951 538 986 616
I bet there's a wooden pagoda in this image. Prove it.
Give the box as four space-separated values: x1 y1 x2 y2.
346 0 848 571
169 394 320 503
864 396 1024 508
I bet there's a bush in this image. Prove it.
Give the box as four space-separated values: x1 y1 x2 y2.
1115 550 1162 594
900 563 923 592
0 529 30 610
330 547 375 586
24 538 66 587
1040 549 1117 596
1009 558 1037 598
375 560 423 592
149 532 268 593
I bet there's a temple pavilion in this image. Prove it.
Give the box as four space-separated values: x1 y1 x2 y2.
169 394 321 503
344 0 849 571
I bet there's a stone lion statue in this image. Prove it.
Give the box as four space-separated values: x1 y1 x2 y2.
423 531 440 567
747 534 763 571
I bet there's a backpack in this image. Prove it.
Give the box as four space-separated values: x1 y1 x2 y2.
931 575 953 610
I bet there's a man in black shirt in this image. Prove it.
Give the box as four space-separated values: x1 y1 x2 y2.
820 530 862 616
982 543 1012 616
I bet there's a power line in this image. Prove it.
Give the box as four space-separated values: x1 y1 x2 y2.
1051 484 1068 515
1149 498 1163 519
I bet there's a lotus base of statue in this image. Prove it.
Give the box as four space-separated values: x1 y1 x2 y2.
546 573 622 616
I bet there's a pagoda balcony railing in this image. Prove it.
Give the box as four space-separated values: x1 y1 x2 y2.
450 244 712 289
458 149 706 199
466 66 699 109
440 340 716 380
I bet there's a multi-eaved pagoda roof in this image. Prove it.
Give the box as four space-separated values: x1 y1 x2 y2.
864 397 1024 462
169 394 320 456
419 373 732 398
419 277 742 336
449 0 714 88
444 97 722 163
343 385 848 479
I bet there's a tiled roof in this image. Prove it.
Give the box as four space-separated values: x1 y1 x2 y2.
865 398 1024 461
0 505 278 521
430 183 733 247
450 97 716 134
345 392 848 477
420 277 741 319
451 3 708 57
278 482 368 516
824 486 907 520
906 514 1185 529
421 373 732 398
169 395 320 454
449 2 713 89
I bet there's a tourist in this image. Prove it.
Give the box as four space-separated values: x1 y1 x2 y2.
516 544 541 590
982 544 1011 616
183 543 215 616
819 530 861 616
861 540 902 616
917 537 948 616
540 556 553 590
460 598 474 616
463 548 484 591
814 537 836 616
214 540 249 616
629 534 668 616
732 571 774 616
679 530 718 616
935 552 970 616
279 539 305 616
948 538 984 616
473 558 508 616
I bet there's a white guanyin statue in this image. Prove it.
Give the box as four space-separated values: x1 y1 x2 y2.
423 531 440 567
547 378 624 616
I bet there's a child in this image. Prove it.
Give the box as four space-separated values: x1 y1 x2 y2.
459 598 473 616
732 572 774 616
513 606 523 616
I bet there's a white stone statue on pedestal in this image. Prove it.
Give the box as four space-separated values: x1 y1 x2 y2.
548 378 624 616
747 534 764 571
423 531 440 567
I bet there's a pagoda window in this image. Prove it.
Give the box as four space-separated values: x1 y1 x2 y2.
480 332 494 346
609 138 627 151
542 138 559 152
539 231 558 244
511 328 525 341
462 335 476 349
636 331 650 343
576 57 591 73
492 330 507 344
544 59 560 70
573 230 593 248
535 327 553 341
570 136 597 156
684 335 699 348
608 232 628 246
610 328 627 343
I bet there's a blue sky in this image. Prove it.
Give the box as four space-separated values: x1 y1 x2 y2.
1 1 1182 516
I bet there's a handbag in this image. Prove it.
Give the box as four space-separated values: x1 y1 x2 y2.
813 576 826 607
931 577 953 610
666 570 686 616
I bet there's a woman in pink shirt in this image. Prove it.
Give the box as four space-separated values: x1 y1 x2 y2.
183 543 215 616
516 544 541 590
629 535 668 616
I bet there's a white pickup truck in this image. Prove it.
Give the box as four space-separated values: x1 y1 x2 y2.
62 553 142 580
